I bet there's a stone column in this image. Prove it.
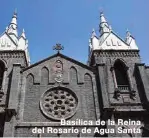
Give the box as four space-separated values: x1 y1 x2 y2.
126 67 133 90
110 67 120 99
8 63 21 110
3 63 21 137
110 67 118 89
126 67 136 99
97 63 109 108
2 68 7 92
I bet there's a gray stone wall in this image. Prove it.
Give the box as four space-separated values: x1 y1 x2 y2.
0 51 27 106
92 50 142 110
12 55 99 137
2 50 149 137
90 50 149 137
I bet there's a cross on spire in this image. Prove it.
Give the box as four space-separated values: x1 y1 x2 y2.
53 43 64 53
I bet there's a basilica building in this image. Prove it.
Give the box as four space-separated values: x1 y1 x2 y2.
0 11 149 137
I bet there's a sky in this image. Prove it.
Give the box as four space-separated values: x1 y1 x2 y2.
0 0 149 64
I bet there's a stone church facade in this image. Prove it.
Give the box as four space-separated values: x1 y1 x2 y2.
0 11 149 137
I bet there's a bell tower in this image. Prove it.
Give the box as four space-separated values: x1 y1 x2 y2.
0 11 30 136
88 12 149 137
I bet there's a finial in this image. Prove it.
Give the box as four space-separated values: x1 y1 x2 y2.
125 29 131 44
53 43 64 53
7 10 18 38
99 7 103 15
5 26 8 31
126 29 131 37
100 11 104 16
99 11 111 34
100 11 107 23
26 39 28 45
14 8 17 15
10 9 17 25
12 9 17 19
21 28 26 39
126 28 130 33
91 28 96 37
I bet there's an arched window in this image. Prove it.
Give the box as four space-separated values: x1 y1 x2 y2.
114 60 129 85
114 60 130 91
41 67 49 85
70 67 78 84
84 73 93 91
26 74 34 91
0 61 5 90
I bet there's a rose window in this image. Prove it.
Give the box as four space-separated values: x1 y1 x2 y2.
40 87 78 120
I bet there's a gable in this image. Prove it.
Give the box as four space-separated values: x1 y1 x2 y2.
21 53 98 124
22 53 95 84
23 53 93 71
99 32 131 50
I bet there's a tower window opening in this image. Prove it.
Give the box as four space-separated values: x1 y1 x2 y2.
114 60 130 91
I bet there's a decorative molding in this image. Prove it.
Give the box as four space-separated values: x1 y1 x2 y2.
130 90 136 100
0 91 4 104
113 88 121 100
0 51 28 67
93 51 140 58
53 60 63 83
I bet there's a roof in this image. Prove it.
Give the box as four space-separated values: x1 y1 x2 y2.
23 52 95 72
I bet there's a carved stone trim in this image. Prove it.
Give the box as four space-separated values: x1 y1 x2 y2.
40 87 78 120
130 90 136 100
96 51 140 58
113 88 121 100
53 60 63 83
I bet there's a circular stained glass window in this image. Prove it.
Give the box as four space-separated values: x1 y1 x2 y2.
40 87 78 120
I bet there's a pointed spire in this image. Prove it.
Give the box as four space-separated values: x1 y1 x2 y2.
125 29 132 44
100 11 107 24
125 29 138 49
11 9 17 25
99 11 111 35
20 29 26 39
7 9 18 37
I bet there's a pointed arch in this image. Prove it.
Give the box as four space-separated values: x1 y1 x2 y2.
112 58 128 67
0 59 7 68
69 66 78 84
0 60 5 90
114 59 129 87
26 73 34 89
41 67 49 85
84 73 93 90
